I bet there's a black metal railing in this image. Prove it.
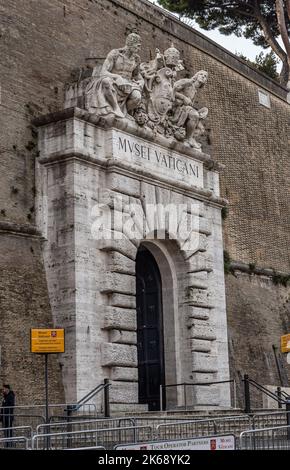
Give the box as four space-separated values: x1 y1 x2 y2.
160 379 236 411
243 374 290 416
63 379 111 449
64 379 111 418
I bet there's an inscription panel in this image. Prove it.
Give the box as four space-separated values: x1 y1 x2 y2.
110 130 204 188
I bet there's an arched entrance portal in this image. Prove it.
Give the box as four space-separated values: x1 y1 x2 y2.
136 246 165 411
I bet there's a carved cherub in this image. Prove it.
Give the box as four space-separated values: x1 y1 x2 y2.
171 70 208 149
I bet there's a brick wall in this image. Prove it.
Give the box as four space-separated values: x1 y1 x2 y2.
0 233 64 404
226 272 290 407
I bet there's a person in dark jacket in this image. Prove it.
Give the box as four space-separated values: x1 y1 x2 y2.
0 384 15 447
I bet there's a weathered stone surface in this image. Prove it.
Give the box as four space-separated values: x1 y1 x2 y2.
186 287 213 307
110 381 139 403
103 307 137 331
108 252 136 275
193 385 220 405
109 329 137 345
187 253 213 273
110 293 136 309
190 339 212 353
111 130 204 189
98 238 137 260
191 372 217 384
98 189 130 211
187 272 208 290
101 343 137 367
192 352 218 373
199 217 211 235
110 403 148 414
111 367 138 382
100 272 135 295
107 173 141 198
188 320 216 341
187 306 210 320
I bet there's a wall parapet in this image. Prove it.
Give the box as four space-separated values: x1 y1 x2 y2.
114 0 289 103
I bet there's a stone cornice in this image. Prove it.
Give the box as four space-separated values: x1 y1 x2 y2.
230 261 290 279
33 107 224 172
0 221 41 238
106 161 228 208
38 150 228 208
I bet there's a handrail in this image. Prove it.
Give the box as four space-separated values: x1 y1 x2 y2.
65 379 111 413
247 377 288 405
243 374 290 414
280 390 290 399
160 379 235 410
163 379 234 388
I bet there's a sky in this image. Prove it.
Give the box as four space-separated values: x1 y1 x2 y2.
146 0 268 61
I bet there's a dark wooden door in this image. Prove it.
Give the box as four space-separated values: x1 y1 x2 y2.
136 247 165 411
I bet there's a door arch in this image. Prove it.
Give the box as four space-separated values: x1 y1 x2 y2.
136 245 165 411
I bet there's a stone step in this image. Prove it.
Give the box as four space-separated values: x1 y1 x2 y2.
110 403 148 414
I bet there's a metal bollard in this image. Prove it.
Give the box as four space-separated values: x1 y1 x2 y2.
276 387 282 409
244 374 251 414
286 399 290 440
104 379 110 418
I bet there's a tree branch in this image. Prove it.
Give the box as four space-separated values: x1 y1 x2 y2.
254 0 288 62
205 1 257 18
286 0 290 20
275 0 290 57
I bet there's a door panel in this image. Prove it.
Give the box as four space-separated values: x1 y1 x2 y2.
136 247 165 411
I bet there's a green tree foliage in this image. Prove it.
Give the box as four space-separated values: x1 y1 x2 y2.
237 50 279 80
157 0 290 87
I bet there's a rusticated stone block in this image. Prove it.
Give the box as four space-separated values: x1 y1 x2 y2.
186 306 210 320
107 173 141 198
103 306 137 331
193 385 220 405
109 329 137 344
187 272 208 290
111 367 138 381
110 293 136 309
191 372 217 384
187 252 213 273
110 381 139 403
100 272 135 295
186 287 213 307
108 251 136 275
98 237 137 260
98 188 130 211
101 343 137 367
192 352 218 373
199 217 211 235
188 320 216 341
190 339 212 353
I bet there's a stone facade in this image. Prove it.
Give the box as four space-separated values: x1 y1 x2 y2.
0 0 289 407
34 108 230 409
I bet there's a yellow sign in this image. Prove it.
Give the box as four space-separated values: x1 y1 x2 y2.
281 334 290 353
31 329 65 353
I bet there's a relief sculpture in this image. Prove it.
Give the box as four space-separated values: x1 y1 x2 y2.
83 34 209 151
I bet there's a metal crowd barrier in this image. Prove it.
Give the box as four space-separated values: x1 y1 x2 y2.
155 415 252 440
38 417 135 434
252 410 290 429
240 425 290 450
0 436 30 449
2 409 290 450
32 424 154 450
